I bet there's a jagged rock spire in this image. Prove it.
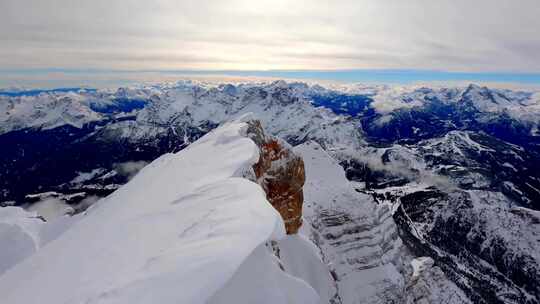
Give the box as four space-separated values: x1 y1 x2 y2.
246 120 305 234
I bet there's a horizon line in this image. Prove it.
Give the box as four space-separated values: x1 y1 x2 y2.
2 68 540 88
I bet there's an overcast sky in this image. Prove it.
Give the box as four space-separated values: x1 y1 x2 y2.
1 0 540 72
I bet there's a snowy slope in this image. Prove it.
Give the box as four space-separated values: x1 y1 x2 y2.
0 118 327 304
277 234 338 304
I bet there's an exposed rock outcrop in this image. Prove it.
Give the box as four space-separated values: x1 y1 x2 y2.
246 120 305 234
405 257 472 304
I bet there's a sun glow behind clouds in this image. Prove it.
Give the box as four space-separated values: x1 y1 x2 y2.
0 0 539 72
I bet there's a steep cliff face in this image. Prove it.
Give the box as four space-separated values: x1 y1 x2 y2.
294 141 407 304
295 141 469 304
247 120 305 234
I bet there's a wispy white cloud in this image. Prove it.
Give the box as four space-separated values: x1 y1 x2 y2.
1 0 539 72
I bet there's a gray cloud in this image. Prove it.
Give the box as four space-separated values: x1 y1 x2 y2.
1 0 539 72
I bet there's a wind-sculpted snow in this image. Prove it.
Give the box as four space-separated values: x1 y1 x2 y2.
0 118 328 304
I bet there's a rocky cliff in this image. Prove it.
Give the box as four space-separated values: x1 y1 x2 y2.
247 120 305 234
295 141 470 304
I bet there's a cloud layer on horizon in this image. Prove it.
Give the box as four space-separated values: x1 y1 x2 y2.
1 0 539 72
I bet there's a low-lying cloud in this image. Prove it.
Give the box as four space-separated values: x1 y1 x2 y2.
114 161 149 180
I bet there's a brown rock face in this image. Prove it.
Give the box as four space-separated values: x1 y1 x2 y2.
246 120 305 234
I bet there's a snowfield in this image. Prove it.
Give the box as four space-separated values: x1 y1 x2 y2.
0 117 328 304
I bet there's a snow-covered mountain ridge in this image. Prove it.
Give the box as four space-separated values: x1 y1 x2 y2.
0 117 335 304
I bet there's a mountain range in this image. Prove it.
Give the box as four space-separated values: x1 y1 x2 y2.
0 80 539 304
